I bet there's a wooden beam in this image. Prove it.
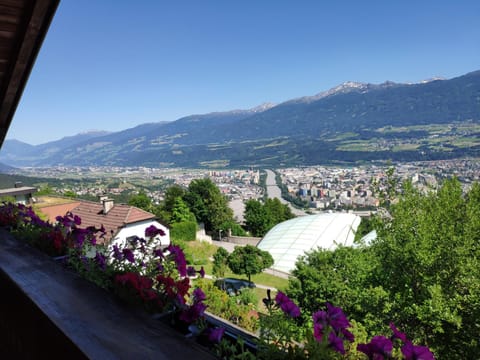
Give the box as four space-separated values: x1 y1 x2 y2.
0 0 59 147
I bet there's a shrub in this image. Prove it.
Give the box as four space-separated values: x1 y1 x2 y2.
170 221 197 242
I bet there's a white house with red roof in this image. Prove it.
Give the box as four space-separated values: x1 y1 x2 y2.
40 197 170 251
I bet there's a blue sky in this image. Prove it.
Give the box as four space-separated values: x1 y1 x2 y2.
7 0 480 145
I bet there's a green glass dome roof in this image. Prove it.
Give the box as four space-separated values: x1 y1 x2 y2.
257 213 361 273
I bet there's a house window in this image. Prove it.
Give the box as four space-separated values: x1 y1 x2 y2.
126 236 141 249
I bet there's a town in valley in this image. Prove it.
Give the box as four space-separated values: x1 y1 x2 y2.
10 158 480 219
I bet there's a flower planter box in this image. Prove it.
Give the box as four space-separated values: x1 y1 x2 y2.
0 229 216 359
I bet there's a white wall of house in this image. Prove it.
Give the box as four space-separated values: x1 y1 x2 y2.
15 194 29 205
110 219 170 251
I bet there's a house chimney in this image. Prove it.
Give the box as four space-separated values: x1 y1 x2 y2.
14 182 22 188
102 198 114 214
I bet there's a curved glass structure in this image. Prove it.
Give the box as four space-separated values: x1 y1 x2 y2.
257 213 361 273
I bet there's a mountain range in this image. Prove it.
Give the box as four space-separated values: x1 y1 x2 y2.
2 70 480 168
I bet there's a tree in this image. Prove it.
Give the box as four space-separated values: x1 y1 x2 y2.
128 191 152 212
157 185 186 223
371 178 480 358
219 220 247 236
164 185 186 207
264 198 294 227
36 184 53 196
244 199 268 236
170 197 196 223
354 217 376 243
170 221 196 242
227 245 274 283
286 178 480 359
183 178 234 233
63 190 77 198
212 247 230 288
244 198 295 237
287 245 386 333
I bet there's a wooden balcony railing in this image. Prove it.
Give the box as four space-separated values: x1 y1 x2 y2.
0 229 215 359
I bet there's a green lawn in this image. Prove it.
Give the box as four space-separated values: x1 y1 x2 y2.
185 240 289 291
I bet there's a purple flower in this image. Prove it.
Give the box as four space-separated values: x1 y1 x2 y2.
167 245 187 277
112 244 123 260
73 228 87 247
179 301 207 323
94 252 106 270
30 214 48 227
193 287 206 302
357 336 393 359
326 303 350 332
328 332 345 354
122 248 135 263
312 306 354 345
153 248 164 258
275 291 301 318
206 327 225 343
187 266 197 277
282 299 301 318
73 215 81 225
402 341 435 360
198 266 205 278
341 328 355 342
313 310 328 324
313 322 325 342
145 224 166 238
390 322 408 343
80 255 89 269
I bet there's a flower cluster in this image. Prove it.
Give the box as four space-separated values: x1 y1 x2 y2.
275 291 301 318
187 265 205 278
259 287 435 360
114 272 162 310
166 244 187 277
107 231 206 321
312 303 354 354
0 202 48 229
357 323 434 360
179 287 208 323
205 326 225 343
0 202 105 256
145 224 166 238
1 203 208 330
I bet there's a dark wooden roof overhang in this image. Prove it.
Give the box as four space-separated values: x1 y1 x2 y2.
0 0 59 146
